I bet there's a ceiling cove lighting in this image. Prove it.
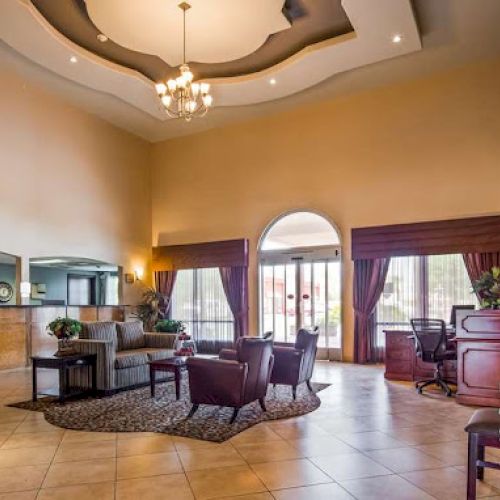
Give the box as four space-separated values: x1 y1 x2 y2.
269 78 277 85
392 34 402 44
69 55 78 63
155 2 213 121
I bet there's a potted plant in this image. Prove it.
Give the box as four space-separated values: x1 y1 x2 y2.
47 317 82 356
133 287 168 331
154 319 185 333
472 266 500 309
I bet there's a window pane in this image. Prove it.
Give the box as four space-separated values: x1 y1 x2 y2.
375 256 421 346
170 268 234 354
427 254 478 319
105 275 119 305
68 277 91 305
327 261 342 348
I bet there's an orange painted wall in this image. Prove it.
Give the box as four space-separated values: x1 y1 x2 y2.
151 58 500 361
0 64 152 304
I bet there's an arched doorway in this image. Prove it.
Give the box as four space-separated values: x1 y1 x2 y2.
258 211 342 360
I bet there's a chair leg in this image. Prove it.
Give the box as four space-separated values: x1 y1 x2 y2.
259 397 267 412
292 385 297 400
187 404 199 419
467 433 479 500
477 444 485 480
416 379 435 394
306 379 313 392
230 407 240 424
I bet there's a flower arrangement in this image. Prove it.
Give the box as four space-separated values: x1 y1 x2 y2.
47 317 82 340
472 267 500 309
47 317 82 356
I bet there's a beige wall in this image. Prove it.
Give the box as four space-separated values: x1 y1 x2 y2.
151 58 500 361
0 64 152 304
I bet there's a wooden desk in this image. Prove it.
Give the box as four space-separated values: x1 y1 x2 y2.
384 330 457 383
455 310 500 407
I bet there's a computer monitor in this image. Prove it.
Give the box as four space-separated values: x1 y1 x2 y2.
450 304 475 328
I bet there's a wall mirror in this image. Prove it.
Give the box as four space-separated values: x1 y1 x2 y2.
29 257 121 306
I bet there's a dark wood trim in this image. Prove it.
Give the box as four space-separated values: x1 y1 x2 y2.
153 239 249 271
351 215 500 260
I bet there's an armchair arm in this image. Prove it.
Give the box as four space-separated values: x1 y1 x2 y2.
219 348 238 361
270 346 304 386
187 357 248 407
71 339 115 391
144 332 178 349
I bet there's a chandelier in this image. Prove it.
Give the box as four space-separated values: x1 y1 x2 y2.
155 2 213 121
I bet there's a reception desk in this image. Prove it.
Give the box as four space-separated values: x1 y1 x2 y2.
384 330 457 383
455 309 500 407
0 305 135 370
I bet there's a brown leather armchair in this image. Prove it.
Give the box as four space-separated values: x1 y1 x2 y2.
186 337 274 424
270 328 319 399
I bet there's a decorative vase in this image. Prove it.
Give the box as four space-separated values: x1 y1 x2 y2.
54 338 76 357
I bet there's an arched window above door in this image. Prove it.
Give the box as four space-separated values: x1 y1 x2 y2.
260 211 340 251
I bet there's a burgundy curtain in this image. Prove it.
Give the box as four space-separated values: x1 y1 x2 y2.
219 266 249 339
154 270 177 314
353 258 390 363
463 252 500 299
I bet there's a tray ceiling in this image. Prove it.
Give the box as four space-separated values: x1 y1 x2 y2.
0 0 425 138
32 0 354 81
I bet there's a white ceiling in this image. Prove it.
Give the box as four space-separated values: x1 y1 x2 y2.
1 0 500 142
85 0 290 67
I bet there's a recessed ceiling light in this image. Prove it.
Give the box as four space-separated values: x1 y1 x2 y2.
392 34 402 44
69 56 78 64
269 78 277 85
97 33 108 43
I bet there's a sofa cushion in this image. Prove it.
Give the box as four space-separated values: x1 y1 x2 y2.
116 321 145 351
146 349 174 362
115 350 149 369
81 322 118 350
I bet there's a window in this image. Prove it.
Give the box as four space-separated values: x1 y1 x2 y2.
376 254 478 346
170 268 234 353
259 211 342 359
105 275 119 305
68 276 94 305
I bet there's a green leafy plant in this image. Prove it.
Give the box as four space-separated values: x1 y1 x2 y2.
154 319 185 333
472 266 500 309
47 317 82 340
133 287 168 331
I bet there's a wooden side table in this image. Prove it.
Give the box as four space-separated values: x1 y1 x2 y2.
31 354 97 403
149 357 188 400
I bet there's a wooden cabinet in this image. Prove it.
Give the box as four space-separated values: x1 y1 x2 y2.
384 330 457 383
456 310 500 407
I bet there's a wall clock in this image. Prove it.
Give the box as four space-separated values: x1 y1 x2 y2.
0 282 13 303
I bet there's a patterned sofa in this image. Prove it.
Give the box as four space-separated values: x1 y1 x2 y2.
71 321 177 393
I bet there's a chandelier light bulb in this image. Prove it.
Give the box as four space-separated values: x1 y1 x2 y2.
155 82 167 95
202 94 213 107
161 95 172 107
191 82 200 96
167 79 177 91
200 83 210 94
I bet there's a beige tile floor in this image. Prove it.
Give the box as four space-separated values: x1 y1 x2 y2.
0 362 499 499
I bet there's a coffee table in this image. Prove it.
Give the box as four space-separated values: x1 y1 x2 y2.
149 357 187 400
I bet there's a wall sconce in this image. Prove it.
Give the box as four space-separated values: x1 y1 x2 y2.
134 267 144 281
20 281 31 298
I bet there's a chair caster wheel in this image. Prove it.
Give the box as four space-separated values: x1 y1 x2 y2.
446 391 452 397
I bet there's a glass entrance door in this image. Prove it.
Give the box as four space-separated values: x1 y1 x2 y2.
260 254 341 360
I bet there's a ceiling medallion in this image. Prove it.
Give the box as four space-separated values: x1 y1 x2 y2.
155 2 212 121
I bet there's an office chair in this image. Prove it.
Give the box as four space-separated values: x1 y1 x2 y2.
410 318 457 397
